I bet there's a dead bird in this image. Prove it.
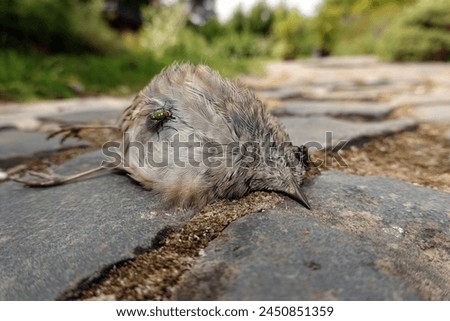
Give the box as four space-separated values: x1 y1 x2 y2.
14 64 312 209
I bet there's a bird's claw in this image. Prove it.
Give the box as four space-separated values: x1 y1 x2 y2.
11 169 65 187
47 126 82 144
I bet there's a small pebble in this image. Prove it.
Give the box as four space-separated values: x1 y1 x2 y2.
0 171 8 181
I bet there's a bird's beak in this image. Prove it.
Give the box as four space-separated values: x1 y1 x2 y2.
285 181 311 210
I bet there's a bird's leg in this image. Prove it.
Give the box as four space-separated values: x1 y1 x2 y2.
48 125 120 144
12 166 107 187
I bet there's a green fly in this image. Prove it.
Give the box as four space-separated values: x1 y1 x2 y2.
146 106 177 139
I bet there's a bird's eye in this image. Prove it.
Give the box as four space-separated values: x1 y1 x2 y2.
294 145 310 169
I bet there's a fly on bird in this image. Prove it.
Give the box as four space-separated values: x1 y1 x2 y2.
146 104 177 140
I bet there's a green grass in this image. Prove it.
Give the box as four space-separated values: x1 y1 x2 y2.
0 51 165 101
0 50 263 102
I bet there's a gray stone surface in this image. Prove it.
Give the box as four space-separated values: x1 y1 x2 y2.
0 96 130 131
308 56 380 67
411 105 450 123
0 129 87 164
38 109 121 125
261 86 387 102
390 93 450 108
272 101 395 119
0 151 191 300
279 116 417 149
172 171 450 300
261 86 307 100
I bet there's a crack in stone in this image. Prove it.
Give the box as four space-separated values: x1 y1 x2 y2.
314 123 450 193
60 192 283 300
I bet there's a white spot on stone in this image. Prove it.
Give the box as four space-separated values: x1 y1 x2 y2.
403 202 413 208
382 225 405 238
389 193 399 200
0 171 8 181
140 211 157 219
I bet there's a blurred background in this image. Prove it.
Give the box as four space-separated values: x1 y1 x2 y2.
0 0 449 102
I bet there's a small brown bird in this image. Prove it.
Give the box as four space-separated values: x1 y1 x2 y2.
16 64 312 209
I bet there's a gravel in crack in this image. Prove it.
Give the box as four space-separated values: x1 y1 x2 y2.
314 123 450 193
64 192 282 300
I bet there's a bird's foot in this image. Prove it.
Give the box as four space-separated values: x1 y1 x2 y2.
47 126 83 144
11 165 107 187
11 169 67 187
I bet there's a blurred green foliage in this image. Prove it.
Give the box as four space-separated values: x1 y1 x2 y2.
332 2 406 55
133 4 268 76
313 0 418 56
377 0 450 61
136 4 188 56
227 3 274 35
0 50 165 101
0 0 122 53
313 0 449 61
198 2 315 60
1 0 448 102
271 6 315 59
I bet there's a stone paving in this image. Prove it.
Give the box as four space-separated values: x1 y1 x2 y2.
172 172 450 300
0 130 87 166
0 57 449 300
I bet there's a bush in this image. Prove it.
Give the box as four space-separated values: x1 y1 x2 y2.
163 28 211 62
271 7 315 59
313 0 419 56
213 32 271 59
333 3 405 55
247 1 275 35
69 0 124 54
377 0 450 61
191 17 227 42
0 0 122 53
225 1 275 36
136 4 187 56
226 5 247 34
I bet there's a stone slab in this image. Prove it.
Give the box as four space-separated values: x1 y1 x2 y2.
0 97 130 131
38 109 121 125
0 129 87 166
411 105 450 123
279 116 417 150
172 171 450 300
260 86 389 102
0 151 192 300
260 86 307 101
390 93 450 108
272 101 395 119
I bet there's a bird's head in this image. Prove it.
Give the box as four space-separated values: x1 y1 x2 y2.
240 142 311 209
